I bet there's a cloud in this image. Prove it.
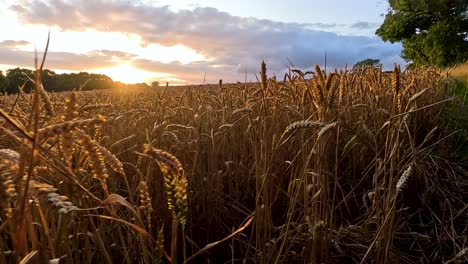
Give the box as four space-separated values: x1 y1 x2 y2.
0 40 31 48
0 42 123 70
305 22 341 29
90 49 137 58
350 21 381 30
132 59 245 83
8 0 405 83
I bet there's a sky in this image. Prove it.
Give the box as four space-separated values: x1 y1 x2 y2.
0 0 405 84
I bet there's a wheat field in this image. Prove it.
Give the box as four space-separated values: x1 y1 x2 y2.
0 63 467 263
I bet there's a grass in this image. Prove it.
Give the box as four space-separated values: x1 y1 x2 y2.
0 62 467 264
446 62 468 171
448 61 468 79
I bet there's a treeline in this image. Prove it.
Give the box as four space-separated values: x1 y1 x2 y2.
0 68 150 94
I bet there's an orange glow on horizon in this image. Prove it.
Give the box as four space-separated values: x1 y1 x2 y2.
92 64 168 84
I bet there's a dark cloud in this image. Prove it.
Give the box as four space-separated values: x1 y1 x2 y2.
8 0 404 83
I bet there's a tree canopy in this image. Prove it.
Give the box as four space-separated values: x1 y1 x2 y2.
6 68 34 93
376 0 468 67
151 81 160 88
353 58 381 69
1 67 152 94
0 71 8 93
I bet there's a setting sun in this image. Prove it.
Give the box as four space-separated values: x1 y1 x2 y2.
94 64 167 84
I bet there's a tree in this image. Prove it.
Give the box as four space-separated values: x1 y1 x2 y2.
6 68 34 93
151 81 159 88
41 69 57 91
87 73 113 90
1 66 151 93
376 0 468 67
353 58 381 69
0 71 8 93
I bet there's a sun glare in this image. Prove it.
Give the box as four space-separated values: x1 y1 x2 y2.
94 64 167 84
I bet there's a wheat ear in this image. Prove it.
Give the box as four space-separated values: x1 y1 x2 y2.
0 149 19 219
138 181 153 232
38 116 106 139
78 132 109 194
61 92 78 164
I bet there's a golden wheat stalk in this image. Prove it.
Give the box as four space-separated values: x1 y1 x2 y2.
315 64 325 85
38 116 106 139
27 178 57 198
337 70 347 106
62 92 78 121
78 132 109 193
143 145 184 177
311 78 325 109
143 145 187 226
142 145 188 263
326 73 338 107
81 104 113 111
138 181 153 231
261 61 268 91
392 64 401 95
317 121 339 140
96 143 125 175
0 149 19 219
159 165 188 227
61 92 78 164
38 83 55 116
